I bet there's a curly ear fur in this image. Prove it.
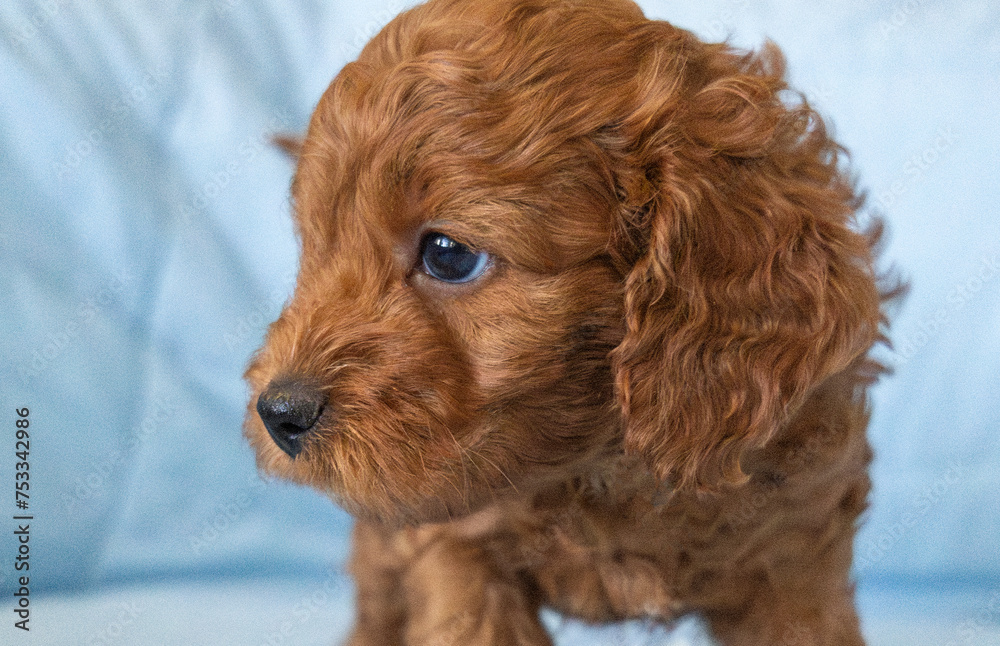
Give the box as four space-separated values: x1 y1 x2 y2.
609 35 883 490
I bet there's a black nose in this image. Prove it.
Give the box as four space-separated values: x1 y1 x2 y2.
256 380 325 458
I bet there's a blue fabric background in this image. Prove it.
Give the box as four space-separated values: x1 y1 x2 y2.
1 1 998 644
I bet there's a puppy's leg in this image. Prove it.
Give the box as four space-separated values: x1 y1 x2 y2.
401 536 552 646
346 521 408 646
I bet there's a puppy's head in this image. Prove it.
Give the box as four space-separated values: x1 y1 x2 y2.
245 0 881 524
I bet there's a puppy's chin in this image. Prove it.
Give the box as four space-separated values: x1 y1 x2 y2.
331 490 476 528
243 409 509 527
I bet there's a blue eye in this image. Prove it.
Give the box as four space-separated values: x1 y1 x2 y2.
420 233 490 283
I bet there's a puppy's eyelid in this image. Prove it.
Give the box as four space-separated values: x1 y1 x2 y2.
416 219 484 250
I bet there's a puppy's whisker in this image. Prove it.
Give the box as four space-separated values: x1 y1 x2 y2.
321 361 358 379
466 448 518 495
437 426 472 504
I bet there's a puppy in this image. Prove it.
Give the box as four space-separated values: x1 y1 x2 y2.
244 0 893 643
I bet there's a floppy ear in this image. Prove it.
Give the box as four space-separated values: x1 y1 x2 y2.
608 37 882 490
272 134 304 161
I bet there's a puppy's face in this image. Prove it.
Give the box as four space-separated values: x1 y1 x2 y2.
244 3 630 523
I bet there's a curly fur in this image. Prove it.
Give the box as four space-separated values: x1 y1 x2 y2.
244 0 896 643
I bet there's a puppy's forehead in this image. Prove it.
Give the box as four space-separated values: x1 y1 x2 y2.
293 56 621 271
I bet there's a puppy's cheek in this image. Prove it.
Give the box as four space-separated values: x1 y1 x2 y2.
456 265 625 451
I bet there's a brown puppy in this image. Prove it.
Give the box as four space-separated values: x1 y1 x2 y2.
244 0 893 643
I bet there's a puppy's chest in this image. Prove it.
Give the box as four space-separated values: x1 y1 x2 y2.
502 467 686 621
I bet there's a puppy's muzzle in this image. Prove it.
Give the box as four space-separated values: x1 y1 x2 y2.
256 379 326 458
